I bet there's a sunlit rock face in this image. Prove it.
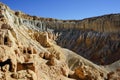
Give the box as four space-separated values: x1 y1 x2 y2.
13 8 120 65
0 2 120 80
14 11 120 65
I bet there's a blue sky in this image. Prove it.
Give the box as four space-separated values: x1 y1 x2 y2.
0 0 120 20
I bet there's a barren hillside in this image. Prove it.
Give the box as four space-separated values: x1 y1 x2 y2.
0 2 119 80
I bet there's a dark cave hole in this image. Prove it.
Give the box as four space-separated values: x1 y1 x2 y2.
4 36 8 45
43 55 46 59
27 50 32 54
23 49 26 53
0 59 12 71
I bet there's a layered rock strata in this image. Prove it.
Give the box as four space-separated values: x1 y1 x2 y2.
12 5 120 65
0 2 119 80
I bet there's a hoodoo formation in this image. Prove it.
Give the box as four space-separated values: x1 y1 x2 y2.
0 2 119 80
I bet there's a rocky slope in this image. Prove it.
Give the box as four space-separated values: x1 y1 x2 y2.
13 8 120 65
0 2 119 80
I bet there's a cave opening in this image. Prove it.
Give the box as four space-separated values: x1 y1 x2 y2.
0 59 12 71
4 36 8 45
28 50 32 54
23 49 26 53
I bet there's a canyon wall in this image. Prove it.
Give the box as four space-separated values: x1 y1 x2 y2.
0 2 120 80
12 8 120 65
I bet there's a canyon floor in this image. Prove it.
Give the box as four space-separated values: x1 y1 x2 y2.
0 2 120 80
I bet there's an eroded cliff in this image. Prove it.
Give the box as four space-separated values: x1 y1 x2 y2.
13 9 120 65
0 2 120 80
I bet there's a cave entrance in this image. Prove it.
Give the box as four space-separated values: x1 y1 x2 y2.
0 59 12 71
4 36 8 45
28 50 32 54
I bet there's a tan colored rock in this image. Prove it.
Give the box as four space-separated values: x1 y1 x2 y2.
26 46 35 54
1 24 12 30
74 67 86 79
39 52 44 58
1 64 9 72
11 70 37 80
11 73 18 79
0 2 119 80
107 69 120 80
33 47 37 54
34 32 51 47
47 57 58 66
44 52 51 59
17 63 35 72
27 69 37 80
61 65 70 77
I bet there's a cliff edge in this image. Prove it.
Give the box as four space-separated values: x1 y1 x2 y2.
0 2 119 80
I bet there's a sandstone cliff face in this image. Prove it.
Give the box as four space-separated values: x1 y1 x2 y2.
0 2 119 80
12 7 120 65
56 29 120 65
13 12 120 65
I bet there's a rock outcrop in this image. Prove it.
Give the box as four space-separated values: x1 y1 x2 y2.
12 6 120 65
0 2 119 80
